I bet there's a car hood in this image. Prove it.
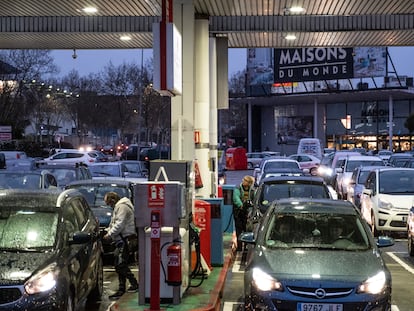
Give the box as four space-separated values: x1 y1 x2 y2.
378 193 414 209
254 247 385 282
0 252 54 281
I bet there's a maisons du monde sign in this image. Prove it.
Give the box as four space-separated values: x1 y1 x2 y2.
274 47 354 83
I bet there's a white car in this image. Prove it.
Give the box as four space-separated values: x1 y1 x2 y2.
288 153 320 175
246 151 280 169
377 150 393 163
335 155 384 200
253 158 302 185
41 150 98 166
360 167 414 235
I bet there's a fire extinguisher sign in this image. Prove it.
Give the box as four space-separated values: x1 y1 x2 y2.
148 184 165 208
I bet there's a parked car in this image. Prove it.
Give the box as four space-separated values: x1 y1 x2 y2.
335 155 384 199
288 153 321 175
241 198 394 311
0 188 103 310
34 163 92 188
100 144 116 156
360 167 414 235
247 176 335 231
65 178 139 255
253 158 301 185
120 144 170 162
89 161 148 179
246 151 280 169
346 165 385 208
41 150 98 166
0 171 58 189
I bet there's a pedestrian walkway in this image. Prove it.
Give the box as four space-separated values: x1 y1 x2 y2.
109 233 236 311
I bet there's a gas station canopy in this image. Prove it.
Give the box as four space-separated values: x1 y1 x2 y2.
1 0 414 49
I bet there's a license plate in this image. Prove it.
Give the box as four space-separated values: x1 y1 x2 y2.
297 303 343 311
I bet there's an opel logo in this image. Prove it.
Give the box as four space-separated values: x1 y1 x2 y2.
315 288 326 299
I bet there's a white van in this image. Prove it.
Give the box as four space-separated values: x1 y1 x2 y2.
297 138 322 159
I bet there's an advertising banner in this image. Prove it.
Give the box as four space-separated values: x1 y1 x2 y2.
274 47 354 82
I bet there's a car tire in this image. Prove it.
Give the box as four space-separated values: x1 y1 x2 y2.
408 234 414 256
88 255 104 301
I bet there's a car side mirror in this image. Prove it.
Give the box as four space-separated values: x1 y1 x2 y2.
69 232 92 245
363 188 372 197
376 235 394 248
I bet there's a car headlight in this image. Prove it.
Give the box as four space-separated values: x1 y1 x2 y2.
25 263 59 295
357 271 387 294
251 267 282 292
378 199 393 210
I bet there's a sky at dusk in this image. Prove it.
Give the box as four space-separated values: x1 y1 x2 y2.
51 46 413 79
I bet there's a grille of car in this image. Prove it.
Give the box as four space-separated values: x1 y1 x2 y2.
0 286 23 304
287 285 353 299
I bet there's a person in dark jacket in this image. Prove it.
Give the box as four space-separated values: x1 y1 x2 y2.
232 175 255 251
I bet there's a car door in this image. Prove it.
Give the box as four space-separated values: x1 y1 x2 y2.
361 171 377 227
64 198 98 303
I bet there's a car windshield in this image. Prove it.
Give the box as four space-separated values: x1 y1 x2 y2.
89 165 121 177
0 208 57 250
68 184 131 206
379 170 414 193
346 160 384 172
264 161 298 170
260 183 329 206
265 212 370 250
44 168 76 186
0 173 42 189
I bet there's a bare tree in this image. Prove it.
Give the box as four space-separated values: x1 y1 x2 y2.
0 50 59 138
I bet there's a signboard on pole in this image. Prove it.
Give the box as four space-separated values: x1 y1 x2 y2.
0 125 12 141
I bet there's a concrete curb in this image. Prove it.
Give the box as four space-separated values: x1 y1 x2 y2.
190 248 236 311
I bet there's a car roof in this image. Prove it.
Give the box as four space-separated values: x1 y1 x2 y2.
66 178 136 187
346 155 382 161
260 175 325 184
272 198 357 215
0 188 81 210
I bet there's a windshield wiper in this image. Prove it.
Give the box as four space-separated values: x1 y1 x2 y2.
0 247 40 252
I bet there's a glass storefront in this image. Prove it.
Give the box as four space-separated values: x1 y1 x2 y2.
325 99 414 152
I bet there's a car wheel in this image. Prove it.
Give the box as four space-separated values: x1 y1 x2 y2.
88 256 104 301
408 234 414 256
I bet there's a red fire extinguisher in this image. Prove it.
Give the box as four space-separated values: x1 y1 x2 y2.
166 243 182 286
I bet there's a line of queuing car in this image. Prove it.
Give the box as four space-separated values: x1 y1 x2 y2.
241 148 414 309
